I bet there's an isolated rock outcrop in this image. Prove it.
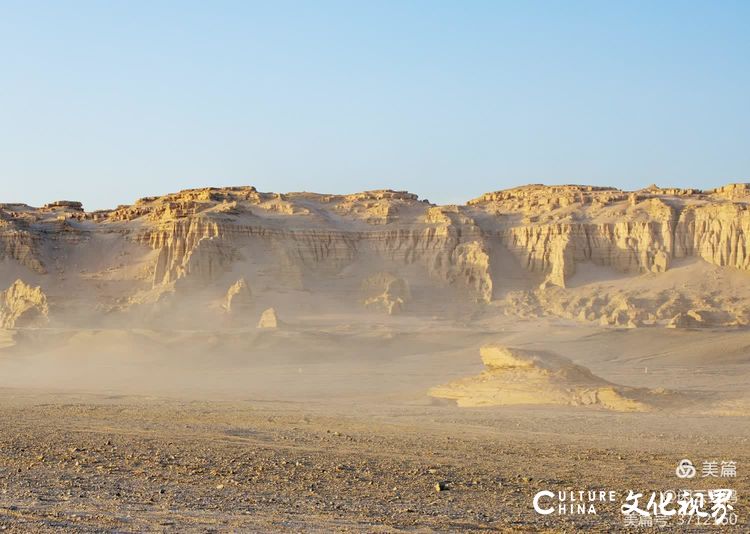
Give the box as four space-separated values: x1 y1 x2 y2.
257 307 279 329
0 279 49 329
223 278 252 314
361 272 410 314
666 309 731 329
430 345 668 412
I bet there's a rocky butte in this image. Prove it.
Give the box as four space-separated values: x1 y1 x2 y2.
1 183 750 331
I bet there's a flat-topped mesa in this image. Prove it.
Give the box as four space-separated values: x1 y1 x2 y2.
469 184 620 202
325 189 424 225
638 184 703 196
103 186 266 222
43 200 84 211
338 189 419 202
468 184 630 214
101 187 424 223
710 183 750 200
470 182 750 213
467 183 731 212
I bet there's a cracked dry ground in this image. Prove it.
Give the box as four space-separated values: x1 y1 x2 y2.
0 393 748 532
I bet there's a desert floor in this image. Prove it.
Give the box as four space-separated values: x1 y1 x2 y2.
1 318 749 532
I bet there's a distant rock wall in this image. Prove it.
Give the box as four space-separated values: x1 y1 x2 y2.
481 190 750 288
675 204 750 270
0 219 46 274
135 214 492 301
1 183 749 328
502 221 673 287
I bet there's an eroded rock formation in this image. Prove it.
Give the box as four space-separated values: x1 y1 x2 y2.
1 182 749 329
361 272 410 314
223 278 252 314
0 280 49 329
257 308 279 329
429 345 670 411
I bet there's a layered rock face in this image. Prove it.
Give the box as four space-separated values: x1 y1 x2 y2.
0 215 47 275
471 185 750 285
674 203 750 269
1 183 749 330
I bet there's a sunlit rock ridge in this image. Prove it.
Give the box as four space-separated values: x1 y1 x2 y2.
1 183 750 330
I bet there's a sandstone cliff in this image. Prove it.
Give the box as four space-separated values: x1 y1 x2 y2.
1 183 749 329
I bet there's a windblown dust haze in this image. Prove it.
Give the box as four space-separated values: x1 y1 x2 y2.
3 184 750 531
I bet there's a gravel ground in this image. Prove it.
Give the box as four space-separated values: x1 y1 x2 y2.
0 391 748 532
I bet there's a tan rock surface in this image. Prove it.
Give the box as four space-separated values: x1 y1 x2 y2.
0 183 749 330
3 185 750 532
223 278 252 314
361 272 410 314
430 345 669 412
0 279 49 329
257 307 279 329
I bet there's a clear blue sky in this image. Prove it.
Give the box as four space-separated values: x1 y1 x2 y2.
1 1 748 209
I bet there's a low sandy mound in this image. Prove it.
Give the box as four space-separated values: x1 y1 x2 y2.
430 345 668 412
0 279 49 329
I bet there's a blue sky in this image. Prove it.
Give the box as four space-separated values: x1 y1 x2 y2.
1 1 748 209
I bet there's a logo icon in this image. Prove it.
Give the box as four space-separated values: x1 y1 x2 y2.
533 490 555 515
676 459 696 479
